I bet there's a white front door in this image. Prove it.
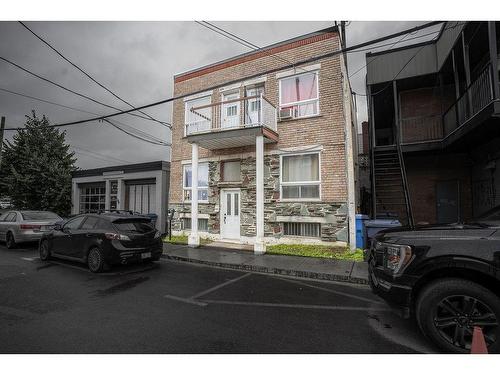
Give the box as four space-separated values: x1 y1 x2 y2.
220 189 240 240
221 92 240 129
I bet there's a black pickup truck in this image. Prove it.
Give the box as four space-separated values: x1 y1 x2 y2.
368 206 500 353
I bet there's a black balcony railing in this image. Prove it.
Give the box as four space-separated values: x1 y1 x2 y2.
443 63 494 137
400 114 443 143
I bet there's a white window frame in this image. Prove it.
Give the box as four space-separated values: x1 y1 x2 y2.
182 162 209 203
184 95 212 136
279 151 322 202
278 70 320 119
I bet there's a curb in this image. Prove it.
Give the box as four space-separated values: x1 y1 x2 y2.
161 254 368 285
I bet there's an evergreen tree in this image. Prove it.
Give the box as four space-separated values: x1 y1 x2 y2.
0 111 77 216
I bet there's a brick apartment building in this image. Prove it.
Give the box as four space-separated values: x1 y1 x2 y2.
366 21 500 225
168 26 358 253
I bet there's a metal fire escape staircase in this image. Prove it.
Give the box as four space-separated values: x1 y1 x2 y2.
371 142 414 227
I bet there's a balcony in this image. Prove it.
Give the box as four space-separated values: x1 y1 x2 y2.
395 64 500 152
183 95 278 150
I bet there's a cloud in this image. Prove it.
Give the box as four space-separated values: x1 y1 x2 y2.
0 21 438 168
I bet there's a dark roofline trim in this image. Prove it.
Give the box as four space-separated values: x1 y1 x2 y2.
174 26 338 83
365 22 447 58
72 160 170 178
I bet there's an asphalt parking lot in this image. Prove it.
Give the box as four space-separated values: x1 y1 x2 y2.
0 242 436 353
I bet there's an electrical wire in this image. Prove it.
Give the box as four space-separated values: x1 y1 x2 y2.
0 86 169 145
18 21 171 128
72 145 132 164
2 21 444 132
355 21 466 97
0 55 169 126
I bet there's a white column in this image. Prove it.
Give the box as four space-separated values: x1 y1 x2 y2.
254 135 266 254
188 142 200 247
104 179 111 211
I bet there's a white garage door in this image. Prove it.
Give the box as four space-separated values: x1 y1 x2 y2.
127 184 157 215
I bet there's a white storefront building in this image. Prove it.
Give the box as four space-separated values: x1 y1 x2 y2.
71 161 170 231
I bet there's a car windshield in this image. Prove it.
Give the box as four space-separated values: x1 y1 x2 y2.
113 220 154 233
21 211 61 221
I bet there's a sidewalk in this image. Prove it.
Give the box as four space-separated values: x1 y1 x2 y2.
162 243 368 285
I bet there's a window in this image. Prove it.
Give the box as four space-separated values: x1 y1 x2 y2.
22 211 60 221
79 185 106 213
283 222 321 238
183 218 209 232
64 216 86 230
281 153 320 200
3 212 16 222
114 220 154 233
221 160 241 182
279 71 319 118
127 184 156 214
183 163 209 202
81 216 99 230
185 96 212 135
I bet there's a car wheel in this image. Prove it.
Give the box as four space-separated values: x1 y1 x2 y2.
151 254 161 262
87 247 108 273
416 278 500 353
6 232 16 249
39 240 51 261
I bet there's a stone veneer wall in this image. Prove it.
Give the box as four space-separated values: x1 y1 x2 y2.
169 155 348 243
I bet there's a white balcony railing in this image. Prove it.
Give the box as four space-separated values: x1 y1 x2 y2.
185 94 277 136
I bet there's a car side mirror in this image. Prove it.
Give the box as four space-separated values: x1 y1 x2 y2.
54 224 62 231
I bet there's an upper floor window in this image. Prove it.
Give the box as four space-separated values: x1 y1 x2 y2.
185 96 212 135
279 71 319 119
183 163 209 202
280 152 321 200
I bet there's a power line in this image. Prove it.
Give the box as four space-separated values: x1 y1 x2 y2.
0 86 169 145
355 22 465 97
103 119 169 146
72 145 132 164
18 21 171 129
3 21 443 132
0 55 168 126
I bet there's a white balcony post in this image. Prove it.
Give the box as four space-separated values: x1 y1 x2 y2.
188 142 200 247
254 134 265 254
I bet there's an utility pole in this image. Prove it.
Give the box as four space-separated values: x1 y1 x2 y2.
0 116 5 168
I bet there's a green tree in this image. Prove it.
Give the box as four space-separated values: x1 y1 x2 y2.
0 111 77 216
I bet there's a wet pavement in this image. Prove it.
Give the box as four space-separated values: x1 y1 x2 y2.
0 242 436 353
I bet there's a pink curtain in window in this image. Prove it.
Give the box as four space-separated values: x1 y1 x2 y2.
281 73 317 104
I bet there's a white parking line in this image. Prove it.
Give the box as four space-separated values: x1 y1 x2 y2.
198 299 392 312
164 295 208 307
277 277 384 305
189 272 252 299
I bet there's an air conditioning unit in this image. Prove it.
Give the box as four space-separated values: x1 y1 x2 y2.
279 108 294 120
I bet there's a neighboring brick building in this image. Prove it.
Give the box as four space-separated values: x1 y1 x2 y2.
366 21 500 225
168 26 358 252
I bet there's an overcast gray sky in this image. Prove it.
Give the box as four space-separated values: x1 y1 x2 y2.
0 21 442 169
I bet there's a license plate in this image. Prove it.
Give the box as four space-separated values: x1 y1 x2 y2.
141 252 151 259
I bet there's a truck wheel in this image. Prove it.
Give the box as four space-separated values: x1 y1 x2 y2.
6 232 16 249
87 247 108 273
416 278 500 353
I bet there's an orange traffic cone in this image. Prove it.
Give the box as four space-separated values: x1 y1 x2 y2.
471 326 488 354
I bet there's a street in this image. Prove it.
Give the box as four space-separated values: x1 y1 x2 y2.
0 243 435 353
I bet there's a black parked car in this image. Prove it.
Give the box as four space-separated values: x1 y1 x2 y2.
38 212 163 272
368 206 500 353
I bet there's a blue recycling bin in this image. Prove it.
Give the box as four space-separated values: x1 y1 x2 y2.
355 214 369 249
365 218 402 242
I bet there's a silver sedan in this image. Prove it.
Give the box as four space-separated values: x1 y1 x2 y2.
0 210 62 249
